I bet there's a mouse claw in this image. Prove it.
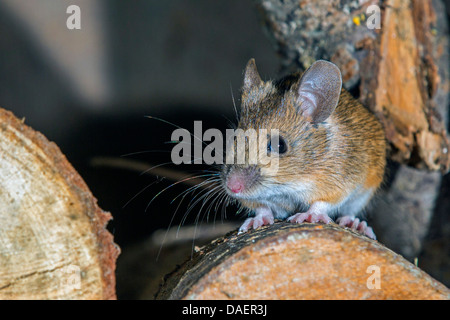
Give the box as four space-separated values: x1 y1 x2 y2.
287 212 332 224
238 208 274 234
337 215 377 240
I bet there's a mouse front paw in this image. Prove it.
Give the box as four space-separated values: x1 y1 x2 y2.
287 211 332 224
336 216 376 240
238 207 274 234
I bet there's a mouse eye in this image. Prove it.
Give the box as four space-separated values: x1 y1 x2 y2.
267 135 288 155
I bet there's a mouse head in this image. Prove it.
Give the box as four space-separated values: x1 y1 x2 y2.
222 59 342 200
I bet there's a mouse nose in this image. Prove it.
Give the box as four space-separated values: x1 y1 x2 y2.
226 174 245 194
225 165 260 195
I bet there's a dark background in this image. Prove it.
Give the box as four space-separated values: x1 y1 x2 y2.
0 1 279 244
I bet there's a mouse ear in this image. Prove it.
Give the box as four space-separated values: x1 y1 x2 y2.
296 60 342 124
242 58 263 93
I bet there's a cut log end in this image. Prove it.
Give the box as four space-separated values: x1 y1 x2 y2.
156 222 450 300
0 108 120 300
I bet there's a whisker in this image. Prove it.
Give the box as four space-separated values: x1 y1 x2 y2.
155 176 221 261
122 179 160 209
139 161 177 176
210 190 228 225
189 192 216 258
178 183 221 231
181 183 221 226
189 184 224 257
145 173 216 212
198 184 223 224
170 176 220 204
207 189 226 226
145 115 208 148
230 83 239 124
90 156 211 188
120 150 171 157
215 190 229 225
221 193 231 222
155 187 193 261
138 155 203 176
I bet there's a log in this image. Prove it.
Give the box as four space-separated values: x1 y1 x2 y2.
156 222 450 300
0 107 120 299
371 165 442 260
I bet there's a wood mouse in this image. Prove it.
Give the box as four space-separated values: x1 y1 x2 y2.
222 59 386 239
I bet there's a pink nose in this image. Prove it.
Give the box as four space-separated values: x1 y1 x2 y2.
227 175 245 194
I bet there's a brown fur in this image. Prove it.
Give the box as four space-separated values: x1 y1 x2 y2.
225 70 386 213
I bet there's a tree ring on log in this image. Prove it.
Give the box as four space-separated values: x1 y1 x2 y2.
0 108 119 300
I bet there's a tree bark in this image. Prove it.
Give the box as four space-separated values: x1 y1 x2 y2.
156 222 450 300
0 108 120 299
